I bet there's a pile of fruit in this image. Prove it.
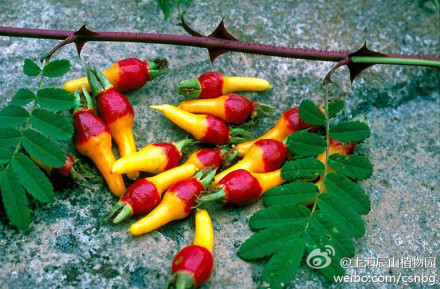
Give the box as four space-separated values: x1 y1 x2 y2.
58 57 356 288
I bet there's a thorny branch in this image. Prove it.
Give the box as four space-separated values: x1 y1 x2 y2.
0 26 438 62
0 23 438 82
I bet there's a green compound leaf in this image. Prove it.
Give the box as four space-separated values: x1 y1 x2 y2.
238 223 304 260
328 153 373 180
317 193 365 237
264 182 318 207
303 213 347 280
250 204 310 230
158 0 176 21
298 99 326 125
10 89 35 106
158 0 192 20
42 59 71 78
238 100 373 288
36 88 75 111
11 153 54 203
30 108 74 140
0 127 22 148
325 173 371 215
23 58 41 77
309 211 355 259
329 121 370 143
281 157 325 181
0 148 13 164
0 105 29 127
328 99 345 118
286 131 326 156
0 167 30 228
240 174 370 287
22 129 66 167
260 239 305 289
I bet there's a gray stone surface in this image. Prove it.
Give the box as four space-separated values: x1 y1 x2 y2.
0 0 439 288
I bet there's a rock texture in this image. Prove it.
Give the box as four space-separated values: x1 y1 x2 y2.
0 0 438 288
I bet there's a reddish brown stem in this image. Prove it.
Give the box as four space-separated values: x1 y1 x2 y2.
1 26 439 63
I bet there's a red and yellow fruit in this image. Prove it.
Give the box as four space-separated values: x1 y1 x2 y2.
199 169 284 205
214 139 287 183
111 139 193 175
168 209 214 289
64 58 168 93
150 104 250 145
234 106 315 156
178 93 273 125
178 72 270 99
129 169 216 236
72 89 125 197
106 148 229 223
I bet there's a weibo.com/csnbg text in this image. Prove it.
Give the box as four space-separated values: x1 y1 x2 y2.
305 246 437 286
